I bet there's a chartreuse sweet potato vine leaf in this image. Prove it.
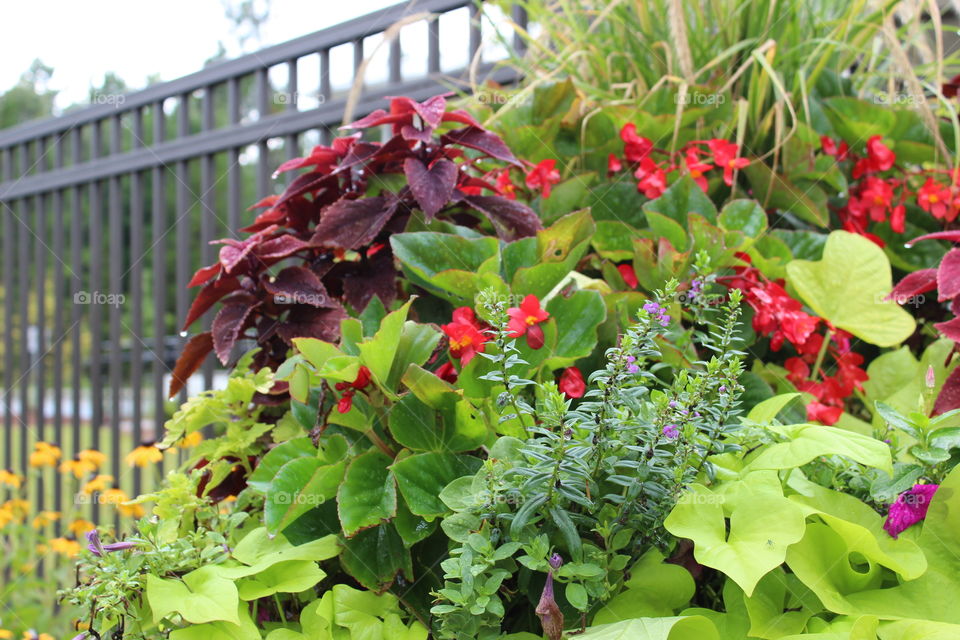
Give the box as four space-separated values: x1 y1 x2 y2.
786 231 915 347
576 616 720 639
745 423 893 475
146 565 241 625
664 478 806 596
787 465 960 624
168 604 260 640
593 549 695 624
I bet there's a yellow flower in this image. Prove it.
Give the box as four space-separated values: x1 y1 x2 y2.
32 510 60 529
39 634 54 640
101 488 144 518
77 449 107 468
82 474 113 494
126 445 163 467
0 469 22 488
48 536 81 557
4 499 29 522
29 441 61 468
0 630 11 639
59 458 97 478
68 518 96 536
35 543 48 554
181 431 203 448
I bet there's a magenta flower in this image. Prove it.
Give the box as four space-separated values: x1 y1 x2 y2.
663 424 680 439
883 484 939 538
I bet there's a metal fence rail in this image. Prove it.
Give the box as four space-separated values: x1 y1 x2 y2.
0 0 523 535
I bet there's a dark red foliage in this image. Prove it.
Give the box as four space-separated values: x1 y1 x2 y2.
172 95 540 395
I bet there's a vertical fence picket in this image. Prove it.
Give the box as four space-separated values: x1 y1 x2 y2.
0 0 505 535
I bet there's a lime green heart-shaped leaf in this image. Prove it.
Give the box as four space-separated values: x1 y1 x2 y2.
786 231 915 346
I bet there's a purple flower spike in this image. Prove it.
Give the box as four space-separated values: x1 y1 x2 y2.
72 633 88 640
883 484 939 538
627 364 640 373
548 553 563 570
663 424 680 439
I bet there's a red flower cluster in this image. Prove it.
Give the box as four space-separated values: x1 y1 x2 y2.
722 257 868 425
785 346 867 426
441 307 490 366
823 134 960 242
463 158 561 201
609 125 749 198
558 366 586 399
336 366 372 413
507 295 550 349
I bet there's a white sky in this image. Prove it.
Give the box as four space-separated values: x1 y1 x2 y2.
0 0 409 109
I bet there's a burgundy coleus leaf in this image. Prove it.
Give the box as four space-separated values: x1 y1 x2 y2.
463 195 542 241
276 305 347 345
263 266 332 308
218 236 261 274
938 248 960 301
241 204 287 233
342 249 397 312
441 109 482 128
182 275 242 331
274 170 334 208
255 234 312 261
935 317 960 341
274 144 341 175
404 157 458 220
342 108 407 130
908 230 960 245
888 268 938 303
399 94 447 129
441 126 522 167
169 332 214 398
312 196 399 250
212 301 259 365
934 366 960 415
188 263 222 288
400 125 433 143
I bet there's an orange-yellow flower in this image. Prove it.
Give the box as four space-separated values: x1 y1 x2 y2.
32 510 60 529
48 536 80 557
0 630 11 639
181 431 203 448
68 518 96 536
126 445 163 467
101 488 144 518
3 499 29 522
29 441 61 468
60 458 97 478
82 474 113 494
0 470 21 488
77 449 107 468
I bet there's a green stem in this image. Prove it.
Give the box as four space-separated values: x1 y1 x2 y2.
810 329 833 382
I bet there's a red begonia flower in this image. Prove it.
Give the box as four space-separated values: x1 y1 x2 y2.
525 159 561 199
558 367 586 399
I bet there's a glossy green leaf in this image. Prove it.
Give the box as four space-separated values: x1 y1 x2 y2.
358 300 413 392
265 457 345 534
392 452 482 518
642 175 718 226
594 549 696 623
544 289 607 369
248 437 316 493
337 451 396 537
340 523 412 592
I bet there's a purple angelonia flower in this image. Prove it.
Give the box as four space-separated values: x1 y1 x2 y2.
548 553 563 570
884 484 939 538
642 301 671 327
663 424 680 439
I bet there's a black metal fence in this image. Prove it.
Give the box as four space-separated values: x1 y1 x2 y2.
0 0 523 532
